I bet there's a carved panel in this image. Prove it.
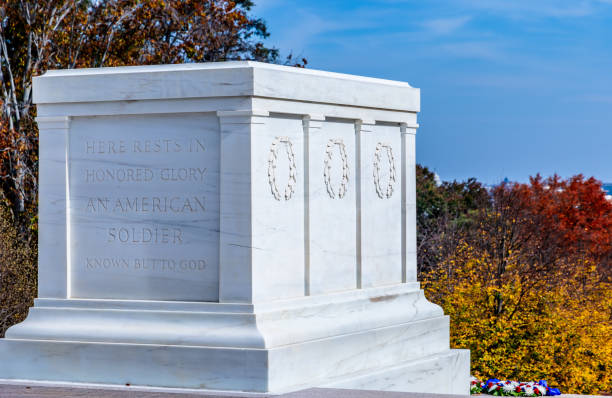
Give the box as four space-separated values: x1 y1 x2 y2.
323 139 349 199
267 136 297 201
373 142 396 199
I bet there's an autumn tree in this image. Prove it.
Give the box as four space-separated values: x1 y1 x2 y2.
0 203 36 336
416 164 489 276
424 242 611 394
517 175 612 279
421 174 612 393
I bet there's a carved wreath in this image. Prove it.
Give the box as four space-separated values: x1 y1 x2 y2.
267 136 297 201
373 142 396 199
323 139 349 199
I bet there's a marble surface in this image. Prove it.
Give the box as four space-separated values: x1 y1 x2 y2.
34 61 420 112
68 113 220 301
0 61 468 394
37 107 417 303
250 114 306 301
325 350 470 395
359 123 403 287
306 118 358 294
6 284 435 348
37 116 70 298
1 285 467 393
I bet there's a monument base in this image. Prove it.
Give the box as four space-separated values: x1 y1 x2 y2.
324 350 469 394
0 284 469 395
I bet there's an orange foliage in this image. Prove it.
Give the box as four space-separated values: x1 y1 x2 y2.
515 175 612 272
420 173 612 394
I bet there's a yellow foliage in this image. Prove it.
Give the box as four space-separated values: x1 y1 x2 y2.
423 241 612 394
0 203 37 337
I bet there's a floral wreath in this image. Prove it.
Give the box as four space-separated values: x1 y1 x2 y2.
373 142 396 199
471 377 561 397
267 136 297 201
323 139 349 199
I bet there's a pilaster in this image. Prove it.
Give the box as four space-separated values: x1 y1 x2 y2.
217 110 269 302
401 123 418 282
301 114 323 296
36 116 71 298
354 119 376 288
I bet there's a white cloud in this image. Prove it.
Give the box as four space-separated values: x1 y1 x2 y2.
422 16 471 35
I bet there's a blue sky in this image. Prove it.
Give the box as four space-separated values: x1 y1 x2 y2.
254 0 612 184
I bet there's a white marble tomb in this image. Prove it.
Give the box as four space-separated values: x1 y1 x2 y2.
0 62 469 395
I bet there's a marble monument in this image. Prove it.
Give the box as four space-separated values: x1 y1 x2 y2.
0 62 469 395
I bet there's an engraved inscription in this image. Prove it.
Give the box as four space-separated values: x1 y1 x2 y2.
86 196 205 214
79 137 210 257
106 227 183 244
85 138 205 154
85 257 206 272
323 139 349 199
73 134 215 272
83 167 206 183
267 136 297 201
69 115 219 301
373 142 396 199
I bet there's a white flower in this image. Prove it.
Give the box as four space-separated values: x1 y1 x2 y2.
536 385 547 395
502 383 515 393
524 386 535 396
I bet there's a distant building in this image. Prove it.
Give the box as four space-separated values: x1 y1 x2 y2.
603 183 612 201
434 172 442 187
